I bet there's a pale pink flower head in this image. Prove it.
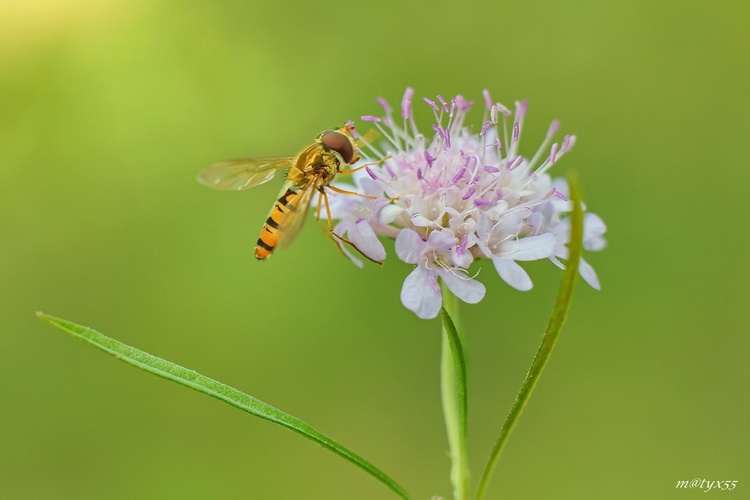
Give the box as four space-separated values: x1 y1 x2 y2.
326 89 606 319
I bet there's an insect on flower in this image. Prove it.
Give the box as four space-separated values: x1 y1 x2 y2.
198 123 386 262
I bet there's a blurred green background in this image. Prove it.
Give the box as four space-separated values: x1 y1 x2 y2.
2 0 748 498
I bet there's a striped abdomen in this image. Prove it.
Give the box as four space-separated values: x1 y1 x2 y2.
254 187 299 260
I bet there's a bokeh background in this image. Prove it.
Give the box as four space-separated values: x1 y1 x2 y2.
2 0 748 498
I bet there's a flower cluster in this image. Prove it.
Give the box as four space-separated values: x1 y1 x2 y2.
329 88 606 319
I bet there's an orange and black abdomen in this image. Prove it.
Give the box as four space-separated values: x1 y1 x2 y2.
254 187 298 260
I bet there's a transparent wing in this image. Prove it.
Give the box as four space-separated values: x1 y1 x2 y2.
197 157 294 191
277 182 316 249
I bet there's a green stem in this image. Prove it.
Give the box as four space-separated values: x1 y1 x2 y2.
441 287 469 500
475 174 585 500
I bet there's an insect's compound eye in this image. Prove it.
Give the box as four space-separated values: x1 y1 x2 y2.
320 131 354 164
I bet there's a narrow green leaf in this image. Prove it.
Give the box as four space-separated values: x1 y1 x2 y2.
475 173 585 500
440 287 470 500
441 306 468 444
36 312 410 500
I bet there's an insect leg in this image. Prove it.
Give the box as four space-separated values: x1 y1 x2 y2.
327 184 399 202
327 184 379 200
318 188 383 265
339 155 392 175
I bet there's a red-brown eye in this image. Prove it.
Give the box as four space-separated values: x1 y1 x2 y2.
320 131 354 164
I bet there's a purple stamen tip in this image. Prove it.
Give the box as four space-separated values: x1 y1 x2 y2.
480 120 492 137
561 134 577 153
424 150 436 167
474 198 493 207
550 143 559 165
509 156 524 170
361 115 381 123
423 97 439 111
482 89 492 110
455 95 474 112
401 99 412 119
462 187 476 200
365 166 377 180
513 121 520 142
515 99 528 119
437 95 448 112
553 189 568 201
451 166 466 184
455 95 465 110
376 96 392 114
496 103 512 117
432 124 444 140
401 87 414 119
547 119 560 139
484 166 500 173
346 121 358 138
385 164 396 180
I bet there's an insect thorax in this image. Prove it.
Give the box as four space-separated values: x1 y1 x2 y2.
291 145 341 187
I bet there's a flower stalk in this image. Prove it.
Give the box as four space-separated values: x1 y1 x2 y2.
440 288 469 500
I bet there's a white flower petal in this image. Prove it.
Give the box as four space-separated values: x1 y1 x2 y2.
578 257 601 290
451 246 474 269
476 212 493 236
411 215 437 227
486 200 509 219
427 229 456 249
584 212 606 234
548 255 565 270
553 244 569 260
379 204 404 225
358 177 382 197
439 270 486 304
494 258 533 291
583 213 607 251
471 232 493 258
492 212 523 238
551 177 570 197
333 234 364 269
348 220 386 261
395 228 424 264
401 265 442 319
512 233 556 261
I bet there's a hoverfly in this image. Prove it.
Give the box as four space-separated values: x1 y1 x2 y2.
198 123 384 262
